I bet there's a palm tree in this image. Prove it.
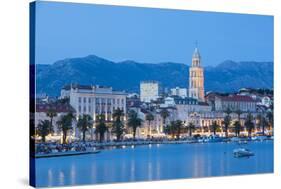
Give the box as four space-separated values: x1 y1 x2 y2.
145 112 154 138
210 121 220 136
233 120 242 137
235 109 243 121
223 108 232 137
175 120 183 140
57 113 74 144
112 108 125 141
235 109 243 122
95 114 108 143
46 108 57 134
127 110 142 140
266 111 273 133
77 114 93 142
245 112 255 137
36 120 53 143
160 108 170 130
234 109 243 135
187 122 195 137
166 121 177 139
256 113 267 135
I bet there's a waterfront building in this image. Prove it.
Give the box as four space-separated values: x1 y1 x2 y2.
174 97 211 125
138 109 163 138
188 48 205 101
67 84 127 121
170 87 188 98
206 93 257 112
140 81 161 102
35 102 76 142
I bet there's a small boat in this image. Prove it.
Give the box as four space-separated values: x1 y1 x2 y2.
34 150 101 158
233 148 254 158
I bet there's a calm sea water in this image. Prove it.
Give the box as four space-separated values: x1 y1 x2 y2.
35 141 273 187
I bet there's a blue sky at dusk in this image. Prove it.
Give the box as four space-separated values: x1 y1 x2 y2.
35 1 273 66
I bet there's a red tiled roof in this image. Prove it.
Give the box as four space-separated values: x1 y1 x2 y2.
219 95 256 102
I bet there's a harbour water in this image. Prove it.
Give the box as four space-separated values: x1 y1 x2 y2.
35 140 273 187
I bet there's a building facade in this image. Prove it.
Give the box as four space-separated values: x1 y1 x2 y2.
140 81 160 102
170 87 188 98
35 103 76 142
67 85 127 121
188 48 205 102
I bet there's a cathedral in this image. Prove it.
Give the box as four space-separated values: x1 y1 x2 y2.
188 47 205 102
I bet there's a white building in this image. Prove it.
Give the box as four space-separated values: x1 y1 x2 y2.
68 84 127 121
170 87 187 98
140 81 160 102
174 97 211 123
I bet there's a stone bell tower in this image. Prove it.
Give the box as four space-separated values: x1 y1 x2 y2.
188 47 205 101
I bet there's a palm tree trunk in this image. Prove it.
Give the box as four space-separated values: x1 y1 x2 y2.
148 121 151 138
83 131 86 142
133 127 136 141
162 119 166 133
63 131 67 144
50 117 53 134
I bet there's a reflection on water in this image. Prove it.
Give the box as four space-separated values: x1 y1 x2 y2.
36 141 273 187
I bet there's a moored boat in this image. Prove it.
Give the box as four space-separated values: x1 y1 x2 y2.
233 148 254 158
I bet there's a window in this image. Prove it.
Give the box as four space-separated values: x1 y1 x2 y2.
89 106 91 112
83 97 86 103
78 105 81 113
107 99 111 104
78 97 81 103
88 98 91 103
101 98 105 104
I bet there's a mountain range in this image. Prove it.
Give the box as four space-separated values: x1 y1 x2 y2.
35 55 273 97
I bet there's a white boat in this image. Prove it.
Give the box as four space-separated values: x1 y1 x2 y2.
233 148 254 158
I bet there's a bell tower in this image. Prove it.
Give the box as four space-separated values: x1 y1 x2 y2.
188 47 205 101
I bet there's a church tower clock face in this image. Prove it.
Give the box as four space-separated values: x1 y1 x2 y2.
188 47 205 102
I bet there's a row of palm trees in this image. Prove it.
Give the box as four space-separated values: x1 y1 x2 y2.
220 108 273 137
36 108 143 144
154 107 273 139
36 106 273 143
